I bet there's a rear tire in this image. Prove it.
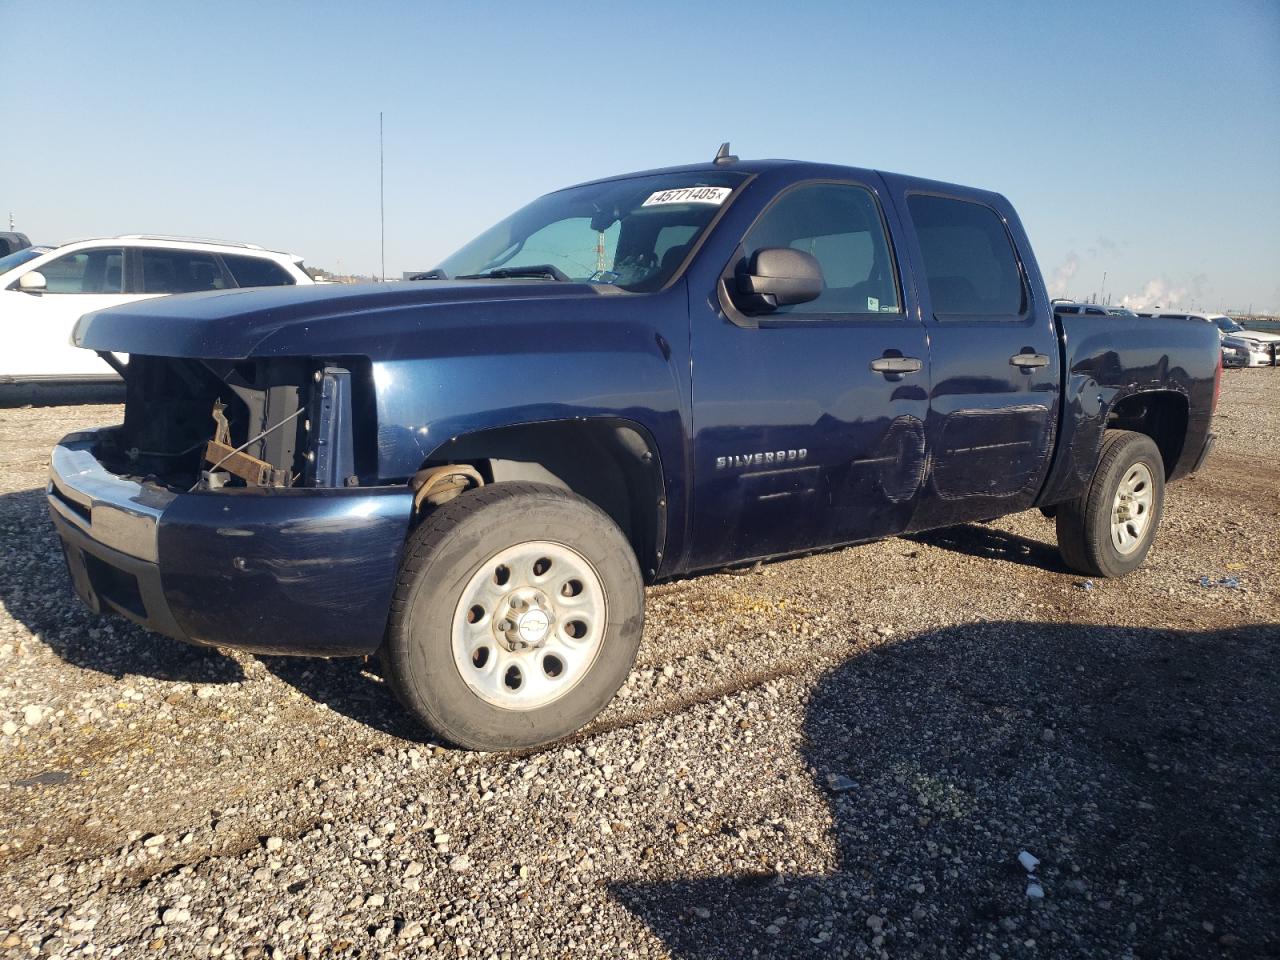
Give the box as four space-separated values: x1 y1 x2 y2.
382 482 644 751
1056 430 1165 578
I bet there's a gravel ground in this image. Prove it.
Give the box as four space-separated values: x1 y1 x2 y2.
1 371 1276 960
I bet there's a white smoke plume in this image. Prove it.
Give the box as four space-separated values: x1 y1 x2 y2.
1120 279 1187 311
1119 273 1216 311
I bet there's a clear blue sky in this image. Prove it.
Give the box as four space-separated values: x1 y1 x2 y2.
3 0 1277 311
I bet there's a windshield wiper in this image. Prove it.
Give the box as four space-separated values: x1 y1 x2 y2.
457 264 571 282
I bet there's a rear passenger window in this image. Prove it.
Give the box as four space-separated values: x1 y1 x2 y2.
221 254 296 288
139 249 227 294
907 195 1026 317
741 183 901 316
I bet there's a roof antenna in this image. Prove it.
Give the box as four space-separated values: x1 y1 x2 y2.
713 142 738 166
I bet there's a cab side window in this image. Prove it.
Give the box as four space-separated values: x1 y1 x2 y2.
741 183 901 316
38 248 125 294
907 194 1026 317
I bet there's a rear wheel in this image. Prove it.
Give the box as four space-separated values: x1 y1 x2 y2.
382 482 643 751
1056 430 1165 578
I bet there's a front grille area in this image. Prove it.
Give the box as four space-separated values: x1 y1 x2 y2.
96 356 312 490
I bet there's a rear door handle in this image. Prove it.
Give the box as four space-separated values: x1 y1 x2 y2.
869 356 923 374
1010 353 1050 369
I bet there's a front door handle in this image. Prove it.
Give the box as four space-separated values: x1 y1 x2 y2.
1010 352 1050 369
869 356 923 375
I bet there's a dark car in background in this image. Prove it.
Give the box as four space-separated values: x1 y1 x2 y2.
0 231 31 257
1221 335 1252 368
1052 300 1135 318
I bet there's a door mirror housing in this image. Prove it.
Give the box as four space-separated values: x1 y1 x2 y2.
734 248 823 313
17 271 47 293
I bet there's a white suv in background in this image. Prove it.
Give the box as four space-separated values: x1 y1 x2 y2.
0 236 313 383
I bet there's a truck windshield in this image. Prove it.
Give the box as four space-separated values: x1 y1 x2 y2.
434 171 749 292
1213 317 1244 333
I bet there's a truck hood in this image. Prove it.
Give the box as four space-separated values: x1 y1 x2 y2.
72 280 617 359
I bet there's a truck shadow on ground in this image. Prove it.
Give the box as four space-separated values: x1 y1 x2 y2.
262 655 429 741
906 522 1071 573
612 620 1280 959
0 487 244 683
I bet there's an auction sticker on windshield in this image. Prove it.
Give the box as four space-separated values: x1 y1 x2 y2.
641 186 732 207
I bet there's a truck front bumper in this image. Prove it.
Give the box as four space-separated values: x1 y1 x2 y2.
48 430 414 656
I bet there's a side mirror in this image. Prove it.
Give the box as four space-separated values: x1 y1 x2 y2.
734 248 822 313
18 271 47 293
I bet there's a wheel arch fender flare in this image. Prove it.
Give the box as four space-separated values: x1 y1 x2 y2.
415 415 669 581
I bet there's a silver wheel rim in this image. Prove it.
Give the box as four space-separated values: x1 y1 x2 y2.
450 540 607 711
1110 462 1154 555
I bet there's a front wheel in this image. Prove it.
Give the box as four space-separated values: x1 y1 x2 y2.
382 482 644 751
1056 430 1166 578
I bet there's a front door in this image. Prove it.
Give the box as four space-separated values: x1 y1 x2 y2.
4 246 132 379
688 178 931 571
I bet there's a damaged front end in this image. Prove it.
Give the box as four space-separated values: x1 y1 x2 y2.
47 355 413 657
93 356 366 492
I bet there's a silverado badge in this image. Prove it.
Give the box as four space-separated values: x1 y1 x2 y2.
716 449 808 470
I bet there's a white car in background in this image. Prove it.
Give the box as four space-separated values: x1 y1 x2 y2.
1206 315 1280 367
0 236 313 383
1140 310 1280 367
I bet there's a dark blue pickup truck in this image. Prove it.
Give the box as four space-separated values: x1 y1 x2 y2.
49 152 1219 749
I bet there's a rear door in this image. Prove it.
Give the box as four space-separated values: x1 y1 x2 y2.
133 247 233 294
883 180 1060 530
687 176 931 569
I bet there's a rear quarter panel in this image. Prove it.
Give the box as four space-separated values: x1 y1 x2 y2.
1037 314 1218 506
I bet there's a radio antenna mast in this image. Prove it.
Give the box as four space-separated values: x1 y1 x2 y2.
379 112 385 282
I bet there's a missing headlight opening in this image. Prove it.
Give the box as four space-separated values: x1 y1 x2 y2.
94 356 318 492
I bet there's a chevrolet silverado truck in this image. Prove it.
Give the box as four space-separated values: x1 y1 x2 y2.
48 152 1219 750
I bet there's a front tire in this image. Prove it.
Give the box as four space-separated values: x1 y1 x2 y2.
1056 430 1165 578
382 482 644 751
